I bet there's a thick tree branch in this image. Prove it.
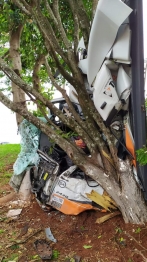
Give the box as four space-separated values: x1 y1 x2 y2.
26 92 62 131
0 90 118 186
44 0 58 25
52 0 72 50
73 16 79 54
31 3 70 66
48 50 112 155
33 1 81 77
0 56 117 168
20 0 33 11
1 50 9 59
9 24 27 126
75 0 90 49
68 1 79 53
0 58 98 154
33 54 45 92
49 46 78 86
45 57 98 153
12 0 85 84
43 50 115 160
12 0 31 15
0 90 75 154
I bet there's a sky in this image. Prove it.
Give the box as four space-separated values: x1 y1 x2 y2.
0 0 147 144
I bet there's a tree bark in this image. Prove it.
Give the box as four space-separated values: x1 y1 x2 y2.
82 158 147 224
33 54 45 93
9 24 27 126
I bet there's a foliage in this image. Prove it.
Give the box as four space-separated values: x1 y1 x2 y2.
136 96 147 166
10 244 20 250
135 227 141 233
2 253 19 262
115 227 123 234
0 1 25 45
136 147 147 166
52 250 60 260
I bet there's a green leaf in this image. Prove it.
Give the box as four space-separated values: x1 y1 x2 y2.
52 250 60 259
80 226 85 230
83 245 92 249
98 235 102 239
31 254 40 259
10 244 20 250
135 227 141 233
70 258 75 262
136 147 147 165
119 237 125 242
115 227 123 233
0 217 7 222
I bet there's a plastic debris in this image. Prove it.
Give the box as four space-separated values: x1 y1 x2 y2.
13 117 47 176
45 228 57 243
7 208 22 218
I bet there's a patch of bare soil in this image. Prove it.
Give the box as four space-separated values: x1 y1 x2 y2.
0 184 12 194
0 192 147 262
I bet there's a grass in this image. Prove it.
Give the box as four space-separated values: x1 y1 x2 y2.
0 144 20 187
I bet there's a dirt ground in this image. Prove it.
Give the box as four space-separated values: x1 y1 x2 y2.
1 185 147 262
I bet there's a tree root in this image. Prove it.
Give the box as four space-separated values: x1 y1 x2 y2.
0 192 17 206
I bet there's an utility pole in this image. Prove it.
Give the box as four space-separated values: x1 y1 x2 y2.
129 0 147 199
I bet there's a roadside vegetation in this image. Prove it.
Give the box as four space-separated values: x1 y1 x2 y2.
0 144 20 192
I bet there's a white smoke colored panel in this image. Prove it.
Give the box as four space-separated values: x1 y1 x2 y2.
87 0 132 86
93 64 119 121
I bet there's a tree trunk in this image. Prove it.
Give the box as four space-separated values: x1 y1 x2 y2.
64 144 147 224
81 158 147 224
9 25 27 126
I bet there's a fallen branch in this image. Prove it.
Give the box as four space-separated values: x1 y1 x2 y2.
96 211 121 224
126 232 147 252
133 249 147 262
7 229 42 249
